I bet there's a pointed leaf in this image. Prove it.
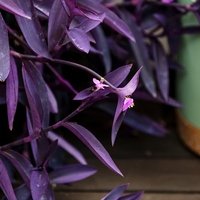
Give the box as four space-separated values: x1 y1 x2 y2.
0 158 17 200
63 122 123 176
101 184 128 200
0 0 31 19
33 0 54 16
1 150 33 186
0 13 10 82
78 0 135 41
30 170 54 200
47 131 87 165
67 28 90 53
49 164 96 184
93 26 112 73
6 56 19 130
48 0 69 52
152 39 169 101
118 191 144 200
112 97 126 146
22 61 50 128
14 0 49 57
118 67 141 97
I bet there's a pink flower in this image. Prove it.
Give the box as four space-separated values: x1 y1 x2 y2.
122 97 134 111
161 0 173 4
93 78 109 91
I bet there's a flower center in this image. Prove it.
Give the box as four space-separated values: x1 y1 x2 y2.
122 97 134 111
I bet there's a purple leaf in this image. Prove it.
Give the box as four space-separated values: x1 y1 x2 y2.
30 170 54 200
78 0 135 41
92 26 112 73
6 56 18 130
152 39 169 101
14 0 49 57
46 84 58 114
101 184 128 200
0 13 10 82
48 0 69 52
63 122 123 176
33 0 54 16
22 61 50 128
49 164 97 184
67 28 90 53
0 0 31 19
74 64 132 100
111 97 126 145
120 11 157 98
118 191 144 200
1 150 33 186
0 158 17 200
47 131 87 165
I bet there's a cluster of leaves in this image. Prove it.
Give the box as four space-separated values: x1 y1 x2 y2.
0 0 199 199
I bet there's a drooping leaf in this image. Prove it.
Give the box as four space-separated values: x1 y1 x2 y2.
47 131 87 165
67 28 90 53
92 26 112 73
63 122 123 176
120 10 157 98
14 0 49 57
22 61 50 128
49 164 97 184
0 13 10 82
1 150 33 186
6 56 18 130
152 39 169 101
30 170 54 200
78 0 135 41
0 158 17 200
0 0 31 19
48 0 69 52
101 184 128 200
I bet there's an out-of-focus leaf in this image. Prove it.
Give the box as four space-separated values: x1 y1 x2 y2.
22 61 50 128
120 10 157 98
46 84 58 114
6 56 18 130
92 26 112 73
0 13 10 82
14 0 49 57
63 122 123 176
0 158 17 200
0 0 31 19
47 131 87 165
78 0 135 41
2 184 31 200
1 150 33 186
101 184 128 200
152 39 169 101
48 0 69 52
67 28 90 53
49 164 97 184
30 170 54 200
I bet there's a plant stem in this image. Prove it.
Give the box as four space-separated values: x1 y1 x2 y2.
10 50 117 90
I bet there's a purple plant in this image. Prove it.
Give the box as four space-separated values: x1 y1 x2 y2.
0 0 198 199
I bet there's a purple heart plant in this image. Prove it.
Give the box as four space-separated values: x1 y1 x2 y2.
0 0 197 199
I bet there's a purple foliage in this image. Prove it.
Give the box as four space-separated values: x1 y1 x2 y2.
0 0 195 199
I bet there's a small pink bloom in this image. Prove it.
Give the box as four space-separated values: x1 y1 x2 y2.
93 78 109 91
161 0 173 4
122 97 134 111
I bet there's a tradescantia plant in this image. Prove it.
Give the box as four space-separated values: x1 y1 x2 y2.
0 0 198 199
